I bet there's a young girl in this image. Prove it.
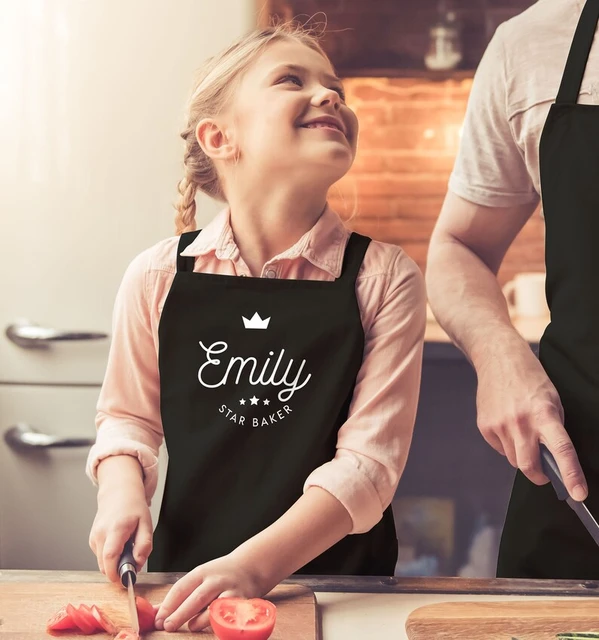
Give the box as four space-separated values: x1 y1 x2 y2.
87 22 426 633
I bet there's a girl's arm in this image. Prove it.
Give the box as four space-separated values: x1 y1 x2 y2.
87 244 170 500
232 486 352 586
155 486 351 632
88 241 174 578
303 246 427 533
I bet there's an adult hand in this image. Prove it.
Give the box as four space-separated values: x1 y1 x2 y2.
476 340 587 501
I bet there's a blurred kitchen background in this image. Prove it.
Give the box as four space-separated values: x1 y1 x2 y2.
0 0 547 578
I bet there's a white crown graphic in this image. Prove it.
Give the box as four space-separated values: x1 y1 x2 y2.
242 312 271 330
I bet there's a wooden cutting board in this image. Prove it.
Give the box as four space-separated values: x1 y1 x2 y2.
405 599 599 640
0 581 317 639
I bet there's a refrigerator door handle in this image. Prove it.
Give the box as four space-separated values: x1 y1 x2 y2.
6 320 108 349
4 423 95 450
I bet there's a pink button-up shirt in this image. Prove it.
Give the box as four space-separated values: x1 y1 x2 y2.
86 206 426 534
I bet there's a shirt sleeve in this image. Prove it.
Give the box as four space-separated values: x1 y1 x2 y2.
85 249 164 503
303 250 427 534
449 25 540 207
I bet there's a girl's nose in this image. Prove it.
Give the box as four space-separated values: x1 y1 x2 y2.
313 88 341 109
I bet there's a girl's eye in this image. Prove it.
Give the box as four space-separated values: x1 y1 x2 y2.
280 74 303 87
279 74 346 101
333 86 346 101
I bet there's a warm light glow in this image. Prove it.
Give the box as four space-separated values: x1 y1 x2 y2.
0 0 70 184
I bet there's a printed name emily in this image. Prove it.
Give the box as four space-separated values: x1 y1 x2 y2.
198 341 311 402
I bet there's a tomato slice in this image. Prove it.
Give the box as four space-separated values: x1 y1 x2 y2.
135 595 156 632
65 603 97 635
209 597 276 640
90 605 117 634
114 629 140 640
78 605 104 633
46 606 77 634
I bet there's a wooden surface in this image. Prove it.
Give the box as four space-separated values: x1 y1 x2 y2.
4 573 599 640
0 581 316 639
405 599 599 639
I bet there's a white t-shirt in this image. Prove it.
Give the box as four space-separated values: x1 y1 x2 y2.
449 0 599 210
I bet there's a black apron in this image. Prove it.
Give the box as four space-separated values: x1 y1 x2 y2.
149 229 398 575
497 0 599 579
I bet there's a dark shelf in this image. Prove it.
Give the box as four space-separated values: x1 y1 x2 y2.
338 67 476 80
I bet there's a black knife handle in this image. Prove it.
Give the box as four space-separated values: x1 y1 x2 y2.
118 539 137 588
540 444 569 501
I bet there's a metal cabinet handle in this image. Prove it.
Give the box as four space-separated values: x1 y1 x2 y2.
4 423 95 450
6 320 108 349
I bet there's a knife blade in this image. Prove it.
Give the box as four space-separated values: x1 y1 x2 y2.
118 539 140 634
540 444 599 547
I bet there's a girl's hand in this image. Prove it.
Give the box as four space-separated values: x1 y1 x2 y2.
89 459 153 583
155 553 267 632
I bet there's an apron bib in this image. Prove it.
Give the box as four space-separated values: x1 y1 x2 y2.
150 230 398 575
497 0 599 578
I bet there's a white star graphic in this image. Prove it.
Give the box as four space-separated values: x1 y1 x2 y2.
250 396 259 406
263 399 270 406
239 398 246 405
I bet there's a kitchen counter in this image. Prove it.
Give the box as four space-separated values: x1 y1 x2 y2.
3 571 598 639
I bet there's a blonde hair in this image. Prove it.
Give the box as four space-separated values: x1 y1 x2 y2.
175 22 330 235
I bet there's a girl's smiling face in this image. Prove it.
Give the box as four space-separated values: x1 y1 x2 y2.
226 38 358 185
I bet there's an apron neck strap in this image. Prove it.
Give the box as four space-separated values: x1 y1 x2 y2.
176 230 202 272
556 0 599 105
175 229 371 282
338 233 371 284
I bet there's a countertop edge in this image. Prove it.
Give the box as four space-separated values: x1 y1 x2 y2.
2 571 599 597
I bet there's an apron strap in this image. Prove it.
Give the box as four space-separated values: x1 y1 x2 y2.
176 230 202 272
339 232 371 284
176 229 371 280
556 0 599 104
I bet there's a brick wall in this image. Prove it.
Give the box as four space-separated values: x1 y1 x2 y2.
330 76 545 284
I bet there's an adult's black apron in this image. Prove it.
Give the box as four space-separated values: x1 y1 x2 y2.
497 0 599 579
149 229 398 575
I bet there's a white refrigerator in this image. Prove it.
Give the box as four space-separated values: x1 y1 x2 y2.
0 0 252 570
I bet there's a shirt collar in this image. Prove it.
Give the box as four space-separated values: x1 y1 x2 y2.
179 205 350 278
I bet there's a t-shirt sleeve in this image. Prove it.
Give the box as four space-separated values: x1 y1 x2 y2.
448 25 540 207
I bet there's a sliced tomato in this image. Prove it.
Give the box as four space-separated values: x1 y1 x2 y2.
90 605 117 634
135 595 156 632
78 605 104 633
65 603 97 635
209 597 276 640
46 606 77 634
114 629 140 640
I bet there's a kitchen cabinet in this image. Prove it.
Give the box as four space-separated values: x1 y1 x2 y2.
394 341 517 577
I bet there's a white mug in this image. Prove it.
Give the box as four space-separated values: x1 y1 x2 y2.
503 272 549 318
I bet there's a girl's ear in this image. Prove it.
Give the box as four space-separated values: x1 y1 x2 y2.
196 118 238 161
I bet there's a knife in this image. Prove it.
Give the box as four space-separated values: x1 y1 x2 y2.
540 443 599 547
118 539 140 634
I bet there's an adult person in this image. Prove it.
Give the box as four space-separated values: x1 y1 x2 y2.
426 0 599 578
